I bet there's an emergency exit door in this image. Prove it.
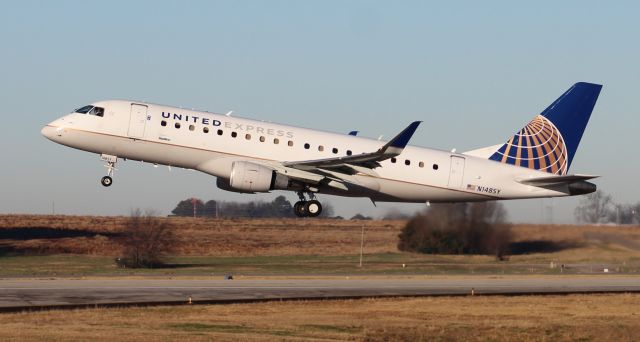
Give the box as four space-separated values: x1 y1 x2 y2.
447 156 466 188
128 104 148 138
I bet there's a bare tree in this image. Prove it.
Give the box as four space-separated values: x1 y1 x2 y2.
119 210 176 268
608 203 640 224
574 190 613 224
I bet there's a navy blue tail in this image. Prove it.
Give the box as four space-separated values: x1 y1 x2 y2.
489 82 602 175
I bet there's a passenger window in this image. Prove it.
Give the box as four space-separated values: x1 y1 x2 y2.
217 129 223 135
433 164 439 170
203 127 209 133
175 122 181 129
304 143 310 149
274 138 279 144
405 160 411 166
419 162 424 168
231 132 237 138
318 145 324 152
259 136 265 142
245 134 251 140
288 140 294 147
189 125 195 131
346 150 352 156
161 120 167 127
332 148 338 154
391 157 396 163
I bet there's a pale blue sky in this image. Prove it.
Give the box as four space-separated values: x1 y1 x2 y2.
1 1 638 222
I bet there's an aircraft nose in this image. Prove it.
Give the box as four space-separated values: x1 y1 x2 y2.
41 125 58 141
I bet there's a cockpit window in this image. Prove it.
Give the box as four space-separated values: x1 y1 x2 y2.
74 105 104 117
89 107 104 117
75 105 93 114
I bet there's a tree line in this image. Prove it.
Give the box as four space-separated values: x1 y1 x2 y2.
171 195 335 218
574 190 640 224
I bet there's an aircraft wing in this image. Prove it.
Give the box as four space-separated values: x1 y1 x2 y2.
283 121 421 171
259 121 422 191
518 174 599 187
202 121 421 193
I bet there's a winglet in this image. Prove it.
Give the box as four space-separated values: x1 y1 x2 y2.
379 121 422 154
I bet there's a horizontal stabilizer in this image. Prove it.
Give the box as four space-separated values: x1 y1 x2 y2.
519 174 599 187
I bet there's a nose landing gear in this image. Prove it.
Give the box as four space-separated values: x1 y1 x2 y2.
100 154 117 187
294 191 323 217
101 176 113 187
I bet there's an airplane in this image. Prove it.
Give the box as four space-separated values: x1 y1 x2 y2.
41 82 602 217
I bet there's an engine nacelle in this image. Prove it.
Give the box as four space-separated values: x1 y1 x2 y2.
225 161 290 193
216 177 253 194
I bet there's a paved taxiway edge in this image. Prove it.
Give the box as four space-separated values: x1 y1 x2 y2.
2 276 639 313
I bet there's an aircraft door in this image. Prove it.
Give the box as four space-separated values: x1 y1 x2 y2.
447 156 466 188
128 104 148 138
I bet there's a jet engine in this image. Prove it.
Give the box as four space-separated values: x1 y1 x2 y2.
222 161 290 193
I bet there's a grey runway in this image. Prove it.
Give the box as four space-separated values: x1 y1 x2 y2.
1 276 639 311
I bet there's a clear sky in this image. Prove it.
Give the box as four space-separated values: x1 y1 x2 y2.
1 1 638 222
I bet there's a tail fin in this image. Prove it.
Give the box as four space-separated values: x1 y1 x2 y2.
488 82 602 175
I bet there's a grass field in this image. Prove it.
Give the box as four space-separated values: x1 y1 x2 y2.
1 215 640 277
2 215 640 341
1 294 639 341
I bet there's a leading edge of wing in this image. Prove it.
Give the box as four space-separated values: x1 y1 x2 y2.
283 121 422 171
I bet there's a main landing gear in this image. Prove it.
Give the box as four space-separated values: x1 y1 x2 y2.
293 191 323 218
100 154 117 187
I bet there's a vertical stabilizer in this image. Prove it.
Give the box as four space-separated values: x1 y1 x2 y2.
488 82 602 175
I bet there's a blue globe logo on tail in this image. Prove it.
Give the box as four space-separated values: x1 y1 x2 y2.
490 115 568 175
488 82 602 175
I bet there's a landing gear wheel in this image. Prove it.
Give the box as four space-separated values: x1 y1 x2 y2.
101 176 113 187
100 154 118 188
294 201 307 217
305 200 322 217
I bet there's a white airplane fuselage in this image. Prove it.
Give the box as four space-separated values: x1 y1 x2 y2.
41 100 583 204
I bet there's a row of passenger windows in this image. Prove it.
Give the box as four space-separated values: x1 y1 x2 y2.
389 157 439 170
160 120 439 170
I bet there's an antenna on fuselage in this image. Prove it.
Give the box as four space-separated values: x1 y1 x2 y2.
225 111 233 117
377 135 384 141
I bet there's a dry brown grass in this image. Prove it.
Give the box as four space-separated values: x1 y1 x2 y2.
1 294 639 341
511 223 640 243
509 224 640 264
0 215 403 256
2 215 640 261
